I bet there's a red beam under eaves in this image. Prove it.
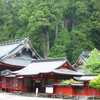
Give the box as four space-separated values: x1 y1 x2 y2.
0 63 23 71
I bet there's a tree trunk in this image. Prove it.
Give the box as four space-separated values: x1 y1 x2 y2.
62 20 64 27
43 28 49 58
43 38 46 58
64 18 68 29
72 9 76 30
55 23 58 40
46 29 49 57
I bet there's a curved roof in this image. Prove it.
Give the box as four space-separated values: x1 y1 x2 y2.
3 58 32 67
74 74 98 81
13 57 67 75
0 38 42 60
0 43 19 58
0 38 42 67
13 57 81 76
52 69 83 75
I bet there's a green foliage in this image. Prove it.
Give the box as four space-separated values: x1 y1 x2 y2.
60 80 70 84
48 28 71 58
0 0 100 63
60 79 82 84
83 48 100 74
89 75 100 90
70 29 94 63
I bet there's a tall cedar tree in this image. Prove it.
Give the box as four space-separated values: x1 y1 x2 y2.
0 0 100 63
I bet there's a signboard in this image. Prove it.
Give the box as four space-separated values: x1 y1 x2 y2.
35 80 40 83
45 87 53 93
36 88 38 97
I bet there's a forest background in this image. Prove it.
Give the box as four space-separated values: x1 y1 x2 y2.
0 0 100 64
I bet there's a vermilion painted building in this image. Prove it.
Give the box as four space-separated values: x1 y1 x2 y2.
0 38 83 93
75 75 100 97
12 57 83 93
1 38 99 98
0 38 42 91
1 57 83 93
54 75 100 97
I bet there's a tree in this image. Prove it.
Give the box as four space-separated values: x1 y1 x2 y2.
70 29 94 63
48 27 71 58
88 0 100 49
64 0 95 63
0 0 100 63
83 48 100 74
5 0 22 38
89 75 100 90
0 0 10 42
27 1 56 58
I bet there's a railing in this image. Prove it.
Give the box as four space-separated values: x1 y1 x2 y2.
1 83 6 88
0 83 1 90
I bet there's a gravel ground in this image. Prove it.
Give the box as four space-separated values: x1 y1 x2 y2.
0 92 71 100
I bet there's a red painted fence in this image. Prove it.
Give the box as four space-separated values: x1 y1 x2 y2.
53 85 100 97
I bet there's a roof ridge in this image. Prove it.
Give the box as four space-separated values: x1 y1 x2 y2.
32 57 67 63
5 57 33 61
0 37 29 46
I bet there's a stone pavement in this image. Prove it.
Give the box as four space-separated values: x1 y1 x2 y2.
0 92 72 100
